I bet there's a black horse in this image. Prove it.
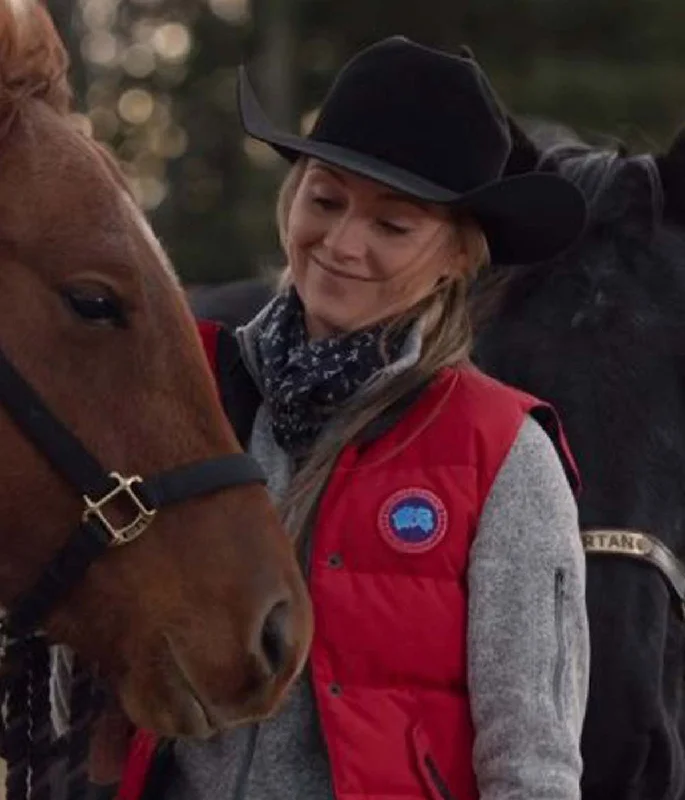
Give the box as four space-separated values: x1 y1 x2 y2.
188 121 685 800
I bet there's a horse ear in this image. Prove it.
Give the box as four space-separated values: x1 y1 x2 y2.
655 125 685 223
504 114 542 175
0 1 72 114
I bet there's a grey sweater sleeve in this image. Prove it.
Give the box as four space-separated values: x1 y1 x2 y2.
468 416 589 800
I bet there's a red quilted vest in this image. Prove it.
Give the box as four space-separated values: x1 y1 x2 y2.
117 326 579 800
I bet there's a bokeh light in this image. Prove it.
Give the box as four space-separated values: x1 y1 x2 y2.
88 106 121 139
130 175 169 210
300 108 320 135
152 22 192 63
148 125 189 159
75 0 257 239
118 88 155 124
81 31 119 66
121 44 156 77
81 0 117 31
208 0 250 24
242 137 280 168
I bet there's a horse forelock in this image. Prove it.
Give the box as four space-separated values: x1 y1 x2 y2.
0 0 71 116
557 150 662 225
471 135 683 346
525 118 665 229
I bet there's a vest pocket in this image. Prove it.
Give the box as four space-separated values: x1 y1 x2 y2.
411 724 457 800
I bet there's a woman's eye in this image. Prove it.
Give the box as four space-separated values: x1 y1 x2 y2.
377 219 411 235
61 285 127 328
311 195 341 211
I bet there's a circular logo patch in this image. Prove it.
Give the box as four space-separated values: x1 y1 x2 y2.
378 488 448 554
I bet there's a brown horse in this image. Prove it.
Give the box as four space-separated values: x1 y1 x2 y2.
0 0 311 750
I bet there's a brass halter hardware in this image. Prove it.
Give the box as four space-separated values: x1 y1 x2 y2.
82 472 157 546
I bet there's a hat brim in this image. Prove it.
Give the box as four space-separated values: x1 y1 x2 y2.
238 67 587 265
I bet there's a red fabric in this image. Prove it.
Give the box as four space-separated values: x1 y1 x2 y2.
195 319 221 374
115 730 159 800
118 365 579 800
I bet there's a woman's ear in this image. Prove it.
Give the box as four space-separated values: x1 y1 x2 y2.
444 245 471 280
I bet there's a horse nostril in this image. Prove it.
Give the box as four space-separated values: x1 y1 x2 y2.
259 600 292 676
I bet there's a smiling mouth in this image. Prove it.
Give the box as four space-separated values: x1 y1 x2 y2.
312 256 378 283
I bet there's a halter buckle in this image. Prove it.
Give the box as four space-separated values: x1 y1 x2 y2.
83 472 156 546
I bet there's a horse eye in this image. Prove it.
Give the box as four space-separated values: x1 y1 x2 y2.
61 284 127 328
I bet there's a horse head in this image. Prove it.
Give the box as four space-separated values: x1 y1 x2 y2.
0 0 312 740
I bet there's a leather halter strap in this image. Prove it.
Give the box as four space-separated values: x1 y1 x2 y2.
582 528 685 617
0 346 265 647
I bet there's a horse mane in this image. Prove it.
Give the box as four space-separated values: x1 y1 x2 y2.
0 0 72 116
469 118 666 329
536 140 663 227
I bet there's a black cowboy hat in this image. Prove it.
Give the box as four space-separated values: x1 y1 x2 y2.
237 36 587 265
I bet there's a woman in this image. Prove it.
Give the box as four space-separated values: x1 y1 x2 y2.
120 36 589 800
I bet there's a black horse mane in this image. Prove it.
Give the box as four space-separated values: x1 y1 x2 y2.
537 132 663 226
470 117 685 340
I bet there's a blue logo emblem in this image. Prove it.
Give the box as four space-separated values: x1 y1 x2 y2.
378 488 447 553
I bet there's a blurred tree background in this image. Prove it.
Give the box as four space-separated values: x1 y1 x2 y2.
47 0 685 285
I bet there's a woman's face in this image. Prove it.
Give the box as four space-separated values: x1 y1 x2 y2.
286 160 464 339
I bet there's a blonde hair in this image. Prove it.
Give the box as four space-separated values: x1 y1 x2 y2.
275 160 490 538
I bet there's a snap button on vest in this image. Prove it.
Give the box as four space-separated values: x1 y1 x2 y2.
327 553 343 568
329 682 343 696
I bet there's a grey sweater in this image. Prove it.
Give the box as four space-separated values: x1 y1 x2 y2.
163 311 590 800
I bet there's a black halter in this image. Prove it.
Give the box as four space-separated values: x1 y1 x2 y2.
0 347 266 650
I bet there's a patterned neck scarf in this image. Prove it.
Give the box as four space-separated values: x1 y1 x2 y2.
254 288 408 459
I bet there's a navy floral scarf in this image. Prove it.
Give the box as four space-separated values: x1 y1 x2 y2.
254 288 408 459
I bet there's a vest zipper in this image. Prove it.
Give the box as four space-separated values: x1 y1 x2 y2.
553 568 566 718
423 755 457 800
233 724 259 800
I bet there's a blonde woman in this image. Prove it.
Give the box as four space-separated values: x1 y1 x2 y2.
119 36 589 800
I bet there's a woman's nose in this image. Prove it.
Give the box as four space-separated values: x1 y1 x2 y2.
323 214 367 261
